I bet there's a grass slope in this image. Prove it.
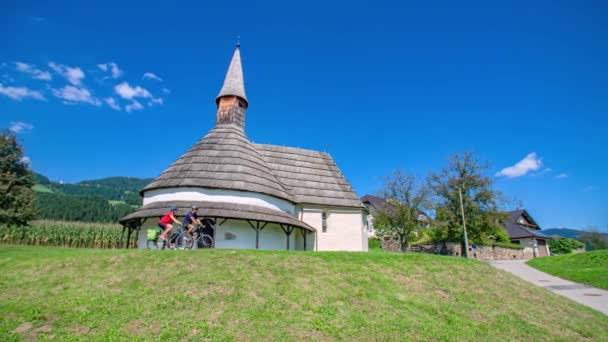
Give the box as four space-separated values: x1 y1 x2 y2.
528 250 608 290
1 246 607 341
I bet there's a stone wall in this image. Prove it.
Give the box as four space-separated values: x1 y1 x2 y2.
381 238 535 260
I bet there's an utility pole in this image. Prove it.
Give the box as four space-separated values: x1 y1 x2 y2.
458 186 470 258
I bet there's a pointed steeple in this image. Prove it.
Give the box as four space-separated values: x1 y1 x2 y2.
216 44 247 105
215 44 249 130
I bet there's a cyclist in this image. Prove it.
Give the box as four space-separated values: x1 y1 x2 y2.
182 205 203 234
158 205 181 241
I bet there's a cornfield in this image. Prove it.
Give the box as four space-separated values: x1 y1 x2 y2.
0 220 136 248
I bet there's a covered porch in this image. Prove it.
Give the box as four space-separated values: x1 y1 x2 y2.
119 200 316 251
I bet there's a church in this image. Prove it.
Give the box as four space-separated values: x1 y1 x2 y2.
120 45 368 252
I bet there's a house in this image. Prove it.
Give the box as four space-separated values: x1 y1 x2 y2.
503 209 551 257
119 44 368 252
361 194 430 237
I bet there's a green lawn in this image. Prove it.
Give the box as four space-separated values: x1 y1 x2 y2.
528 250 608 290
1 245 607 341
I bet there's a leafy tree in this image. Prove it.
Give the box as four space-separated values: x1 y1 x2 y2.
549 238 585 254
0 131 36 226
428 152 507 244
579 228 608 251
374 170 431 251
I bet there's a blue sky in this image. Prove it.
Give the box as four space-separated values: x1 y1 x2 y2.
1 1 607 230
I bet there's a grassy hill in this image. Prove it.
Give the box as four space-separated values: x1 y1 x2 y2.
528 250 608 290
1 246 607 340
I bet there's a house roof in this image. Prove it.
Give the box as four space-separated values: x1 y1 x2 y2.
255 144 363 207
361 194 391 212
503 209 550 240
120 200 315 231
216 45 247 105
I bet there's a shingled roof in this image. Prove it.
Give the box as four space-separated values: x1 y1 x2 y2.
503 209 551 239
120 200 315 231
255 144 362 207
141 125 293 202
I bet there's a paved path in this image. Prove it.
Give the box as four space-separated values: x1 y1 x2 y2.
489 260 608 316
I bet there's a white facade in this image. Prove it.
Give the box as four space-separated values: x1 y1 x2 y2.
138 186 367 252
144 187 295 215
300 206 368 252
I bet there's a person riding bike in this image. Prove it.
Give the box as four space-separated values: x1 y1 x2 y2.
182 205 203 234
158 205 181 241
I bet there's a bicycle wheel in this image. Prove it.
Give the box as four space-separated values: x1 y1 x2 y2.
176 233 194 250
198 234 213 248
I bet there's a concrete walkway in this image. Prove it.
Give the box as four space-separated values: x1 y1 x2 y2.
489 260 608 316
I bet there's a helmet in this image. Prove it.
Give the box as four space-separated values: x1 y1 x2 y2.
169 205 177 211
191 205 198 210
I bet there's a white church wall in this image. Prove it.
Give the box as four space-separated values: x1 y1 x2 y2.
143 187 296 215
301 207 368 252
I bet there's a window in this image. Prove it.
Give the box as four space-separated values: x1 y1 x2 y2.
322 210 328 233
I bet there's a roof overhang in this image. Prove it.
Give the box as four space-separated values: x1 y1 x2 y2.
120 200 316 232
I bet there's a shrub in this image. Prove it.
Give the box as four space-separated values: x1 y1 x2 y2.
549 238 585 254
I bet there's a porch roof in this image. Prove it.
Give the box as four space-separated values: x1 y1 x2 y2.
119 200 316 232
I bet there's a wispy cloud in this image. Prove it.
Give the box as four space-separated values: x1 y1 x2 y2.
0 83 45 101
162 87 171 94
142 72 162 81
496 152 542 178
125 100 143 112
97 62 122 79
14 62 51 80
9 121 33 133
48 62 85 85
583 186 593 192
114 82 152 99
104 97 121 111
52 86 101 106
555 173 568 179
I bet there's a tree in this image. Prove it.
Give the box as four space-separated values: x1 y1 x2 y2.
373 170 431 251
579 227 608 251
428 152 507 244
0 131 36 226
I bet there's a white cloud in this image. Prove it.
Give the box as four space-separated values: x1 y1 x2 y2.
48 62 85 85
9 121 33 133
52 85 101 106
142 72 163 81
114 82 152 99
20 156 31 166
125 100 143 112
14 62 52 80
555 173 568 179
148 97 163 106
98 62 122 79
0 83 45 101
162 87 171 94
104 97 121 111
496 152 542 178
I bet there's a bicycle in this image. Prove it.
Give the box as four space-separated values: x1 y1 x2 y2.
147 225 194 250
192 222 214 249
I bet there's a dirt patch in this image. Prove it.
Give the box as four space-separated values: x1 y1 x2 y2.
124 319 147 336
69 325 91 336
14 321 33 334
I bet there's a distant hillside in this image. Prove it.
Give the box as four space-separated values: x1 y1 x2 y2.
543 228 608 240
32 172 153 223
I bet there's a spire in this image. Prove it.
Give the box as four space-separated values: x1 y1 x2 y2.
216 44 247 105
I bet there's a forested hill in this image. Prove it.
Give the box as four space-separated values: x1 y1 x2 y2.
32 173 153 223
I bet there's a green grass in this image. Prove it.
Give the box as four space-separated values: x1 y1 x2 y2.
1 246 607 341
528 250 608 290
108 200 127 206
32 184 53 193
